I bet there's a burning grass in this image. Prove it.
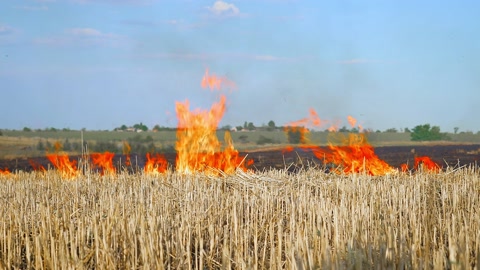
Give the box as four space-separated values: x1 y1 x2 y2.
0 168 479 269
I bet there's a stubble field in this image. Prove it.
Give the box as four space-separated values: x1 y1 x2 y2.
1 168 479 269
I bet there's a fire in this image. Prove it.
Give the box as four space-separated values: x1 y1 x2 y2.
201 68 235 90
323 133 394 175
45 141 79 179
46 154 79 179
414 156 441 172
347 115 357 127
144 153 168 174
123 141 131 166
174 69 249 175
0 168 11 175
90 152 116 175
29 159 46 172
283 114 394 175
284 108 326 144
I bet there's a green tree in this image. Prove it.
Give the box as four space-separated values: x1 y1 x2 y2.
134 122 148 132
247 122 255 131
267 120 276 131
152 124 161 132
385 128 398 133
23 127 32 132
256 135 274 145
238 134 249 143
454 127 459 134
410 124 449 141
37 140 45 151
287 129 302 144
63 139 72 151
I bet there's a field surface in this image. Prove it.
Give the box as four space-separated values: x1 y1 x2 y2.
1 144 480 173
0 169 479 269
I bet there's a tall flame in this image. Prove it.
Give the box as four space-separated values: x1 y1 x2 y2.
174 69 249 175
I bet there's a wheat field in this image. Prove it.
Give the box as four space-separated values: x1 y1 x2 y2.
0 168 479 269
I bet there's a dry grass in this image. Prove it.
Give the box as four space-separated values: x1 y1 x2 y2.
0 168 479 269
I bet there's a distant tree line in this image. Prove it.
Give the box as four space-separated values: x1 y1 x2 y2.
15 120 474 144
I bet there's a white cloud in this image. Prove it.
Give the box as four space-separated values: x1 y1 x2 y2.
208 1 240 16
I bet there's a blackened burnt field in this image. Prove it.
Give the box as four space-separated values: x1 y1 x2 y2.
1 144 479 173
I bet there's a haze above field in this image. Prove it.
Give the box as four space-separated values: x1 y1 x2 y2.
1 1 479 132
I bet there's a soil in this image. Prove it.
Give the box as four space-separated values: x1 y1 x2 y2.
1 144 479 173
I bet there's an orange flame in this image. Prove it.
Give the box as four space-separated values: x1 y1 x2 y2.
201 68 235 90
90 152 116 175
45 141 79 179
174 69 249 175
347 115 357 128
29 159 46 172
46 154 79 179
0 168 11 175
414 156 441 172
400 163 410 172
123 141 131 166
324 133 394 175
284 108 326 144
144 153 168 174
284 115 394 175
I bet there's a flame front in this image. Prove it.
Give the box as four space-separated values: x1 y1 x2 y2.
91 152 116 175
324 133 394 175
145 153 168 175
284 114 394 176
46 154 79 179
45 141 79 179
0 168 11 175
414 156 441 172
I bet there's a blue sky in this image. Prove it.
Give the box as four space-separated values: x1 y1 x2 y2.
1 0 479 132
